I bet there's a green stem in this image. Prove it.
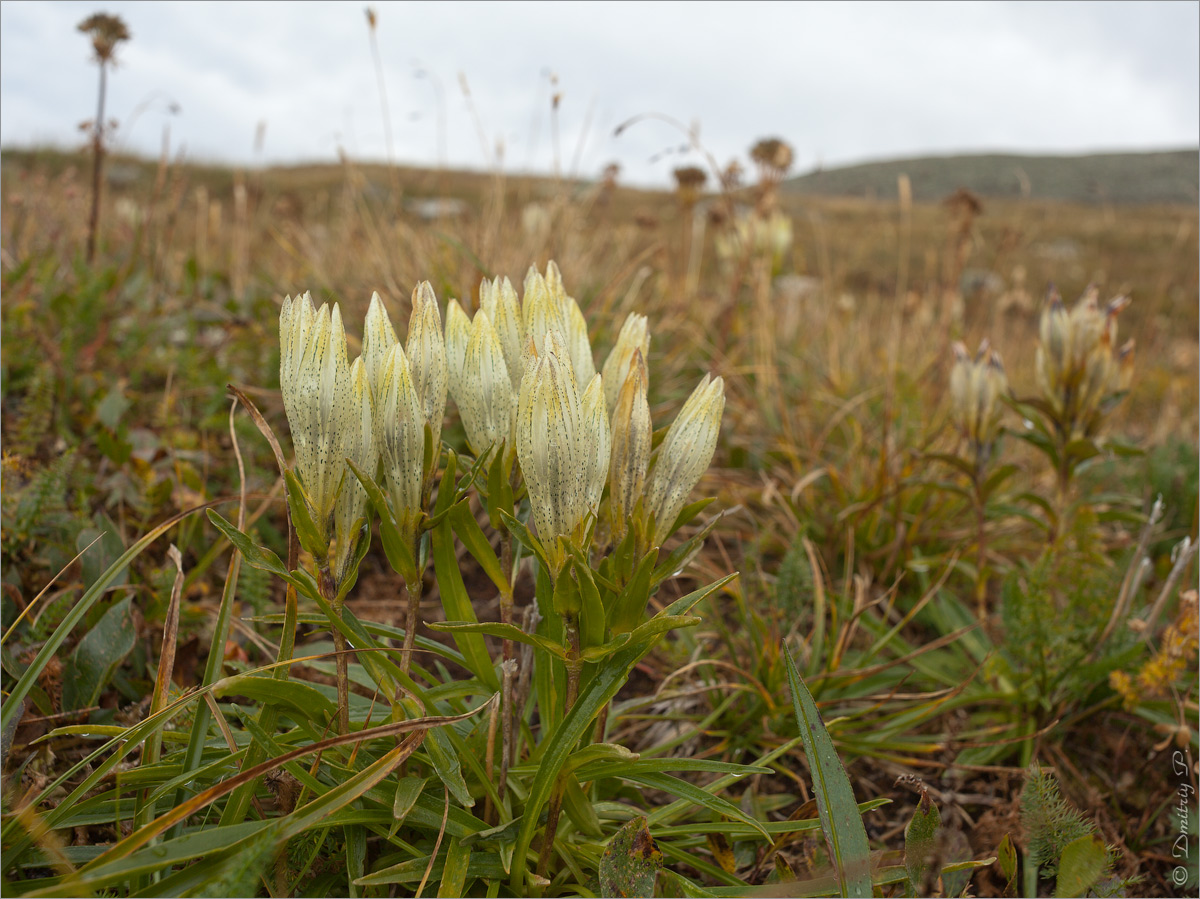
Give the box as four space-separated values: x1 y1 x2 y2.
400 575 422 677
1019 716 1039 899
973 468 989 625
499 531 515 798
536 613 583 879
320 564 350 736
1049 428 1074 545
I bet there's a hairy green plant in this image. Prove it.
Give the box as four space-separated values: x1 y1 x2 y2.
1018 765 1140 898
1021 765 1101 878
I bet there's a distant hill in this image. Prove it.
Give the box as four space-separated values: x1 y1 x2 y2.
783 150 1198 205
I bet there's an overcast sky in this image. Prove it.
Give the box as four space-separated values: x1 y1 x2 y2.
2 0 1197 188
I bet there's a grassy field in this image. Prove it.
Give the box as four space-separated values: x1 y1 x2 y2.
1 144 1197 897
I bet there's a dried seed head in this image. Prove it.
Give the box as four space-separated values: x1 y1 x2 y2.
78 13 130 64
673 166 708 190
749 137 794 177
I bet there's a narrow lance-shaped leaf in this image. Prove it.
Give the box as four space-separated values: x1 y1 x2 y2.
783 642 873 898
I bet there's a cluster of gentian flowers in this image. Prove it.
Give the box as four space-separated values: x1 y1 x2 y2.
278 262 724 588
1034 286 1134 440
948 338 1008 468
947 284 1135 468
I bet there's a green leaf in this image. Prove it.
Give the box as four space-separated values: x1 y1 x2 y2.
429 730 474 810
651 513 722 589
904 787 942 893
551 561 580 616
581 633 632 662
558 742 640 776
625 614 702 644
600 816 663 898
997 833 1017 896
335 518 372 604
211 674 336 727
485 445 514 530
428 621 568 659
284 469 327 559
432 449 459 516
393 693 474 810
562 774 603 838
498 508 549 572
1003 394 1057 426
1102 435 1143 458
389 776 427 839
206 510 295 586
1011 427 1059 466
13 820 273 894
924 452 977 478
356 851 506 887
784 642 873 898
95 384 131 430
347 458 418 583
345 824 366 898
610 548 656 635
1063 438 1102 465
981 464 1020 502
620 772 770 841
574 758 774 782
61 596 136 711
431 518 500 688
77 519 127 591
669 497 717 534
437 838 472 898
1053 834 1109 899
575 559 606 649
460 811 542 850
449 501 508 594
